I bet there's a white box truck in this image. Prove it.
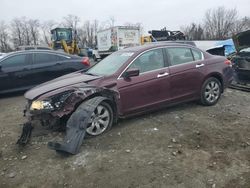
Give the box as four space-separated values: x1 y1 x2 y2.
92 26 141 61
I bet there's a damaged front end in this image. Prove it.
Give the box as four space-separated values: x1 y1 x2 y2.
17 84 118 154
230 30 250 91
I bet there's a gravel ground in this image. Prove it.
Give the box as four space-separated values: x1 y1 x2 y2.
0 89 250 188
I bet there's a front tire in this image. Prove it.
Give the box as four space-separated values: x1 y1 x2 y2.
200 77 222 106
86 101 113 136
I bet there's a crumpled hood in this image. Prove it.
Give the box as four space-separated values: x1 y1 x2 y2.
233 30 250 52
25 71 101 100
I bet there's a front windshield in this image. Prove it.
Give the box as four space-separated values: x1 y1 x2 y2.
55 29 72 41
87 52 134 76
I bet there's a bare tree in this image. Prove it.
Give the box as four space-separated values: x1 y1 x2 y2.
62 14 80 31
231 16 250 34
181 23 204 40
93 19 99 47
77 20 100 48
21 17 31 45
0 21 11 52
41 20 57 45
10 17 40 47
11 18 24 48
28 19 40 45
100 16 116 30
203 7 238 39
77 27 87 47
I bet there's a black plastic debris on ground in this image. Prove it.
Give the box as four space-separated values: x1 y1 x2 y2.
48 96 107 155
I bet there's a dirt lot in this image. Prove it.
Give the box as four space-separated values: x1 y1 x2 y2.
0 89 250 188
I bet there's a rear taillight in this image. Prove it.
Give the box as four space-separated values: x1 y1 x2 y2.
224 59 232 67
82 57 90 66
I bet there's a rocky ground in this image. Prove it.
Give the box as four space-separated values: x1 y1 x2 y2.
0 89 250 188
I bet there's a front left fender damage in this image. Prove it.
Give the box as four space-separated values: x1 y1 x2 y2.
48 96 109 154
17 86 119 154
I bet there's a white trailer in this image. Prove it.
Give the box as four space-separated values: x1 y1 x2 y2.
92 26 141 61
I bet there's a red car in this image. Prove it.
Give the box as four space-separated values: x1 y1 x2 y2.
18 43 233 154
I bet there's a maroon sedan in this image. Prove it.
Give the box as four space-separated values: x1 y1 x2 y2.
19 43 233 154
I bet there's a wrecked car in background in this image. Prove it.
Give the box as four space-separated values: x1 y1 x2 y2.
206 39 236 57
230 30 250 91
18 42 233 154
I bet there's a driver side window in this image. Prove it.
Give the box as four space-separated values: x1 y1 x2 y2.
129 49 164 74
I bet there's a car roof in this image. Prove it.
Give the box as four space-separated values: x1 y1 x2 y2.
120 42 198 53
17 45 52 50
3 50 76 57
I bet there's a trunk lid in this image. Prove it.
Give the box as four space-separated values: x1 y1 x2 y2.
233 30 250 52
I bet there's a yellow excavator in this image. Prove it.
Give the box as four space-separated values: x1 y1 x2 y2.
50 28 80 55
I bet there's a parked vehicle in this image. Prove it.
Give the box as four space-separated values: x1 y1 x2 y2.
206 39 236 57
148 28 186 41
147 40 196 47
141 28 186 45
0 50 90 94
18 43 233 154
92 26 141 61
231 30 250 83
50 27 81 55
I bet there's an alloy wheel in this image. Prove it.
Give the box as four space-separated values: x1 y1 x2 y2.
86 104 111 136
204 81 220 103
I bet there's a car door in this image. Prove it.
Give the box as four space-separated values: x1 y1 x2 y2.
0 53 32 93
165 47 206 102
31 52 70 85
117 48 171 115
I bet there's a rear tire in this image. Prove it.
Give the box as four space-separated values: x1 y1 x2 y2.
200 77 222 106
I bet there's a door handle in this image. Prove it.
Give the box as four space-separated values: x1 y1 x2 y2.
157 72 169 78
196 63 204 68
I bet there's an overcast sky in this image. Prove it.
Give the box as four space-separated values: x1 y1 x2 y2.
1 0 249 32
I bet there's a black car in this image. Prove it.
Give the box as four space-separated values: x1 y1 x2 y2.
0 50 90 94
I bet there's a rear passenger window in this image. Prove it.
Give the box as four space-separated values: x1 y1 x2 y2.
165 47 194 66
34 53 59 64
191 49 203 61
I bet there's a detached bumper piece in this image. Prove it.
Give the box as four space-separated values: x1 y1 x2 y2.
48 97 107 155
229 80 250 92
229 73 250 92
17 122 33 145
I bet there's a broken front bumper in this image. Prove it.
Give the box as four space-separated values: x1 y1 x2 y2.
17 96 110 155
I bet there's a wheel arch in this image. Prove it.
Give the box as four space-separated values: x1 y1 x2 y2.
203 72 224 93
73 89 119 124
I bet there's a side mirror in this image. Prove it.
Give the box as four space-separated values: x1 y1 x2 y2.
123 68 139 79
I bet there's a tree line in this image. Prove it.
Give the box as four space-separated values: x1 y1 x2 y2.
181 7 250 40
0 6 249 52
0 15 125 52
